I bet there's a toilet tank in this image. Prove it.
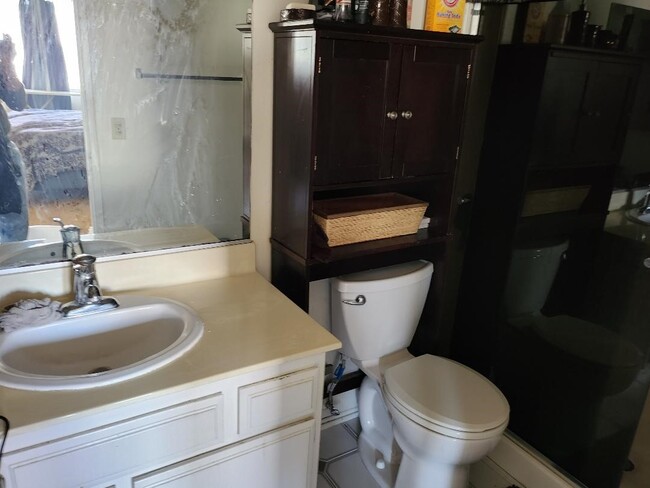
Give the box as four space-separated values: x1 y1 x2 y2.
504 239 569 317
331 260 433 361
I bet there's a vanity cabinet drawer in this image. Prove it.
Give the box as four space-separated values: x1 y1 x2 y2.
3 393 223 488
238 366 319 436
133 419 316 488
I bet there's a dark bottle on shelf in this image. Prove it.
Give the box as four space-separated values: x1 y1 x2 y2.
334 0 354 22
354 0 370 24
390 0 407 27
369 0 390 26
566 0 590 45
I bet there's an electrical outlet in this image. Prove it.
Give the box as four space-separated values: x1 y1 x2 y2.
111 117 126 140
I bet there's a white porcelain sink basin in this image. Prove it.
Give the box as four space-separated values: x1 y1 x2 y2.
0 296 203 390
0 239 139 267
625 209 650 226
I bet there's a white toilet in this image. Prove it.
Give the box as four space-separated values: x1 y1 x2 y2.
331 261 510 488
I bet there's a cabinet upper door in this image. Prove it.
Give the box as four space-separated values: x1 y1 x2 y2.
572 60 639 166
394 44 471 178
531 53 639 167
315 38 401 186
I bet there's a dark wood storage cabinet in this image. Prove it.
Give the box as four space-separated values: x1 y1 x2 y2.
453 44 643 371
270 20 479 355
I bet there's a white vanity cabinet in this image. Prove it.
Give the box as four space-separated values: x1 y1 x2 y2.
1 355 325 488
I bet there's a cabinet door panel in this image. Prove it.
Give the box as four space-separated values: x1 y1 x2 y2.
316 38 400 185
530 56 592 167
572 61 638 165
532 55 639 167
3 394 223 488
395 44 470 177
134 420 315 488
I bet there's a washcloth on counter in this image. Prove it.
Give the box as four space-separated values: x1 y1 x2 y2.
0 298 63 332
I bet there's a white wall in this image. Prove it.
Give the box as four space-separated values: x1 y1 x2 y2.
76 0 248 240
250 0 287 280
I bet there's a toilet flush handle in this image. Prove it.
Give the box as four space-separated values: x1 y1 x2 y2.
342 295 366 306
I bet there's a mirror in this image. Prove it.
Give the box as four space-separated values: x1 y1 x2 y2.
0 0 251 270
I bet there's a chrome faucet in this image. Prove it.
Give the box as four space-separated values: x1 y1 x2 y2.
53 217 85 259
638 188 650 216
62 254 119 318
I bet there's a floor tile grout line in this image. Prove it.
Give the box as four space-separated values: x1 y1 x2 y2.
343 422 360 440
322 470 340 488
321 447 360 465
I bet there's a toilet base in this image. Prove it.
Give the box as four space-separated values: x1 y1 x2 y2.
358 432 400 488
395 453 469 488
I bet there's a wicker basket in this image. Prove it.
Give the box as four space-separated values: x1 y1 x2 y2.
313 193 428 247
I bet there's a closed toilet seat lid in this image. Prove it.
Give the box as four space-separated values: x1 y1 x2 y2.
384 355 509 437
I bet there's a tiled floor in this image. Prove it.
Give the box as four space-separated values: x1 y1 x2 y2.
318 418 381 488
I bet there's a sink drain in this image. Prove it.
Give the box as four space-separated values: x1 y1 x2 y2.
87 366 112 374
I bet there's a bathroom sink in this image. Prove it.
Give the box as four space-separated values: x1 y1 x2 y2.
0 295 204 390
625 209 650 226
0 239 139 267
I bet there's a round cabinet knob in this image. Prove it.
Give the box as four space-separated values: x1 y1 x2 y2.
644 258 650 269
457 194 473 206
386 111 398 120
401 110 413 120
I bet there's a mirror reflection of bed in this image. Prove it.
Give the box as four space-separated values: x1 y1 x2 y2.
9 105 91 234
1 0 91 236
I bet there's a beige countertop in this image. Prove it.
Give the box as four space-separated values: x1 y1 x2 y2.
0 272 341 434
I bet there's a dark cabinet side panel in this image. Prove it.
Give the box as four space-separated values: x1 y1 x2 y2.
272 34 316 257
315 38 400 185
395 44 471 178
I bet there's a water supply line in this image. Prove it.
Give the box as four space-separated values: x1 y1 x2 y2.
325 352 346 416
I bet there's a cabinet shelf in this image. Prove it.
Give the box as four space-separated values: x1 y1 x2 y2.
312 173 451 194
271 229 449 281
312 227 448 263
270 19 482 45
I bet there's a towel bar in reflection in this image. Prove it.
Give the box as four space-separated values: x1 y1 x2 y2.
135 68 242 82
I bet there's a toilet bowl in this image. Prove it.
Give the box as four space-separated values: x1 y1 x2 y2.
331 261 509 488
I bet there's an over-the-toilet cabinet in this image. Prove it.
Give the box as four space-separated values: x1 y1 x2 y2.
270 20 478 355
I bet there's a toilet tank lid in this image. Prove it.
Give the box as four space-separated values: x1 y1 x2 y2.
333 260 433 294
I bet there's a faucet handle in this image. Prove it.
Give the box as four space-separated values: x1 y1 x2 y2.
53 217 80 232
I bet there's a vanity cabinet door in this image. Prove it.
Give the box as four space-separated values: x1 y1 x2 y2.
1 394 223 488
394 44 471 178
133 420 316 488
315 38 401 186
